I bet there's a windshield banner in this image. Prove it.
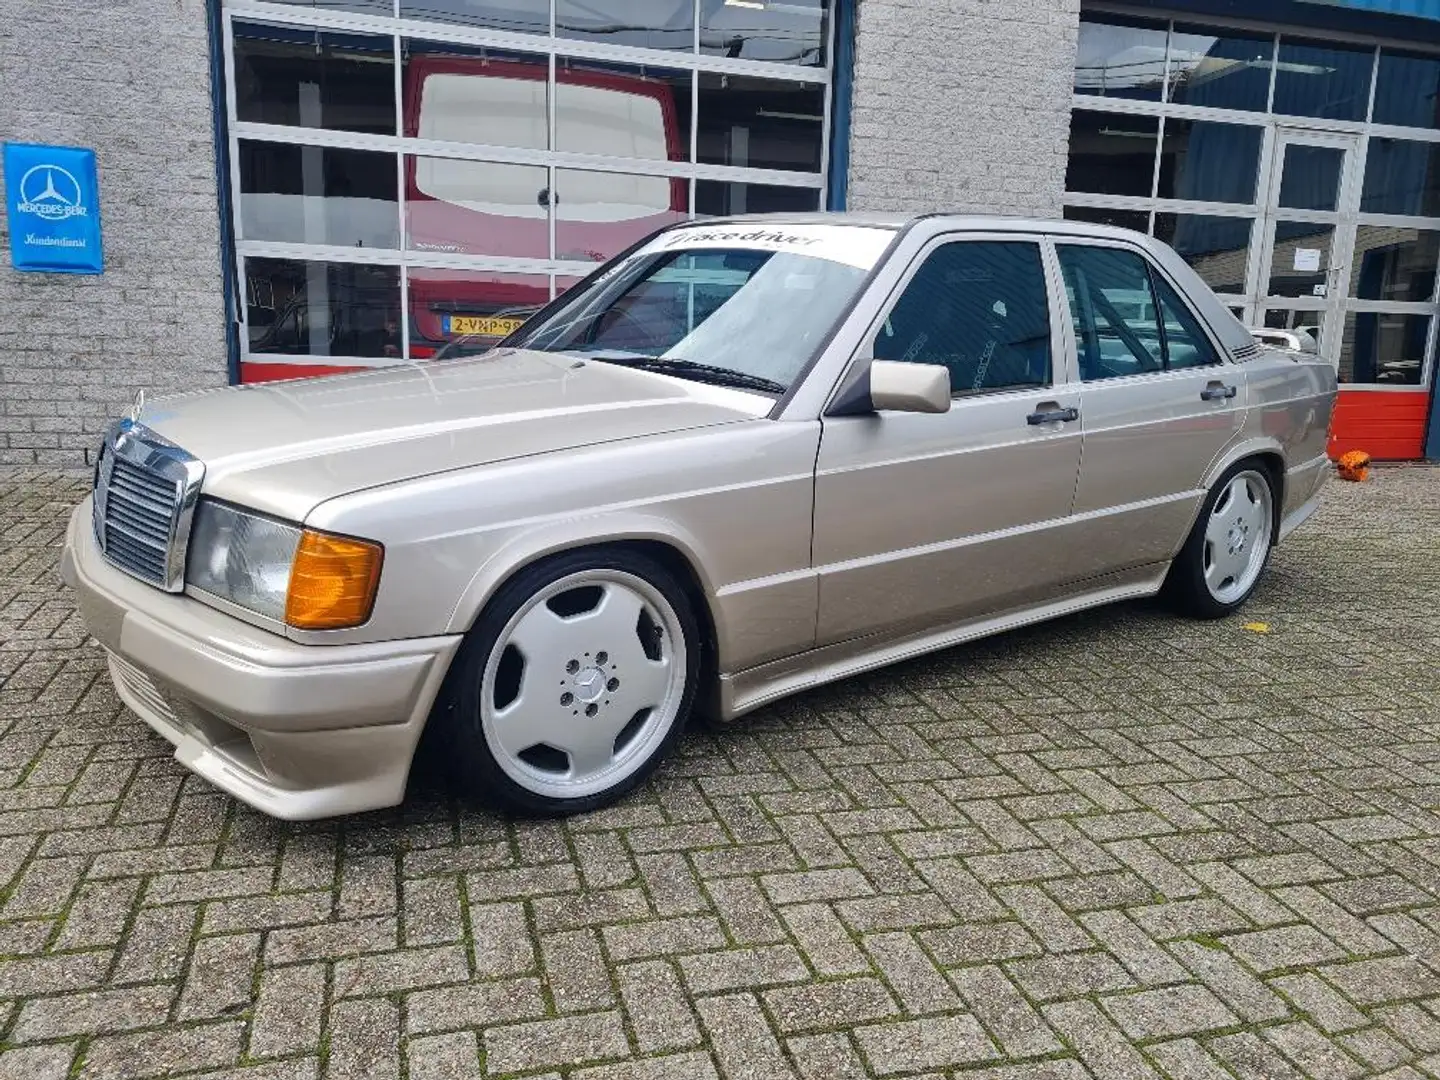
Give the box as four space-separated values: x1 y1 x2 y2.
643 222 894 270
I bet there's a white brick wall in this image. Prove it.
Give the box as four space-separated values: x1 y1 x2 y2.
0 0 227 468
847 0 1081 217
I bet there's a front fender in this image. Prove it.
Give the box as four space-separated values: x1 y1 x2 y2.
444 511 722 638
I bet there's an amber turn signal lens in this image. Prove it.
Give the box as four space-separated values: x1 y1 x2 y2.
284 530 383 630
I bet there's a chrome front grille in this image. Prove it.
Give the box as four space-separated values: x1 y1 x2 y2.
92 419 204 591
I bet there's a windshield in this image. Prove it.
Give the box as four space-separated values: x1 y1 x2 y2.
510 225 893 393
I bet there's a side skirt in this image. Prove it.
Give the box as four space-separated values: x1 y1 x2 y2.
717 563 1170 721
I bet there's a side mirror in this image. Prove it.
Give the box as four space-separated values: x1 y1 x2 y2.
868 360 951 414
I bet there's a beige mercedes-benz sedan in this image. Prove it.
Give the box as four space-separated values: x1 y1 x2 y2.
61 213 1337 820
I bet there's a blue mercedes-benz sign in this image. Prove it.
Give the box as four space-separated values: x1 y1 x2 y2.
3 142 104 274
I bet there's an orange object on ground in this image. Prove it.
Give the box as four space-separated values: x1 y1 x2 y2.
1337 450 1372 482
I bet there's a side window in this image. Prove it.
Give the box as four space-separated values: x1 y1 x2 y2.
1056 245 1163 381
1153 274 1221 369
873 241 1051 396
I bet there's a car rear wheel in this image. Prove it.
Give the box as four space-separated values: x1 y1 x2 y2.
1165 463 1276 619
441 549 698 816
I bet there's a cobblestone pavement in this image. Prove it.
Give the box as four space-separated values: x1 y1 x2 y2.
3 467 1440 1080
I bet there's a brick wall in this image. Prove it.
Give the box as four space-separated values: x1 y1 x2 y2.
0 0 227 468
846 0 1081 217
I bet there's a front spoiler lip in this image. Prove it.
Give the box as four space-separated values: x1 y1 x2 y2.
62 497 463 820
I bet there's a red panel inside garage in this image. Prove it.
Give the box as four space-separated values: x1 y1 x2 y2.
240 362 368 384
1327 389 1431 461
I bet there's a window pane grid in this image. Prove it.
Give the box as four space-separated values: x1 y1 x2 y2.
1066 12 1440 389
224 0 835 369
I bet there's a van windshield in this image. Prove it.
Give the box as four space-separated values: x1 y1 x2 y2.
511 228 892 393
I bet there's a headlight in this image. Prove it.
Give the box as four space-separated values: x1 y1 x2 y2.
186 501 383 630
187 501 300 621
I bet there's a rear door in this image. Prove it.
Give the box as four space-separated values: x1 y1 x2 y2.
1054 240 1249 575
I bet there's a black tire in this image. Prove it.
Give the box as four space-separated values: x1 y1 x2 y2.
1163 460 1278 621
436 547 700 817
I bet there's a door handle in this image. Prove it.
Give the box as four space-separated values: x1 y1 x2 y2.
1027 405 1079 425
1201 383 1238 401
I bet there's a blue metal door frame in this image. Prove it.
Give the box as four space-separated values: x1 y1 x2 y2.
1426 380 1440 459
826 0 856 211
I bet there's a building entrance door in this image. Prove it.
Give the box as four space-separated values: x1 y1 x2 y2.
1248 128 1362 365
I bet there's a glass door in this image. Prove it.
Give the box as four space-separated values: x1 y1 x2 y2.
1251 128 1362 365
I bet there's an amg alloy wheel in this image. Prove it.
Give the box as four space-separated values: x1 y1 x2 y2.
1165 462 1276 620
441 550 698 815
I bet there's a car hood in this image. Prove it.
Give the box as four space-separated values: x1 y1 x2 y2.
135 350 771 522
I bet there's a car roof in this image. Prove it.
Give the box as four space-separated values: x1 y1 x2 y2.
686 212 1256 357
693 210 1140 236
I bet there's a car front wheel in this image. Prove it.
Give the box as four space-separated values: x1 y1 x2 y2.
1165 462 1276 619
441 549 699 816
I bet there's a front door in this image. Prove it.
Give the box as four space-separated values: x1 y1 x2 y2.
1249 128 1362 365
812 235 1083 647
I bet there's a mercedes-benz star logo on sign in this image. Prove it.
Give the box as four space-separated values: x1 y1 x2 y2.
16 164 87 222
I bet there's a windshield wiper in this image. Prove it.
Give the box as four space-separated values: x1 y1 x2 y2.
588 355 788 394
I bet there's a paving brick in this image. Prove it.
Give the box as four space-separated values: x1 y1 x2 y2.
404 978 548 1035
265 916 397 965
1209 1031 1310 1080
1146 1038 1237 1080
249 964 326 1060
853 1014 997 1074
1101 984 1239 1040
1376 1003 1440 1054
51 877 138 949
1339 1027 1415 1072
483 1011 630 1073
177 932 261 1020
333 944 470 998
111 903 197 984
617 960 703 1053
602 915 727 960
1222 924 1348 973
1273 885 1395 954
764 977 900 1033
680 943 811 995
572 1052 721 1080
762 868 876 905
0 950 110 997
201 892 333 936
1271 973 1369 1034
696 993 795 1080
1006 950 1137 1001
80 1023 246 1080
406 1032 480 1080
704 876 788 945
1322 956 1440 1007
540 929 616 1012
11 985 174 1041
0 1045 75 1080
779 902 871 976
327 997 401 1080
1262 1020 1368 1080
1078 909 1189 984
1127 898 1254 941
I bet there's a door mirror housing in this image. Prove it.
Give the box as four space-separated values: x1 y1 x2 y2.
867 360 951 414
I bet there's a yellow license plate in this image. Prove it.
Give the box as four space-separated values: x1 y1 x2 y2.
448 315 524 337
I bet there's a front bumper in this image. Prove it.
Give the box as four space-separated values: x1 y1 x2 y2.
60 498 462 820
